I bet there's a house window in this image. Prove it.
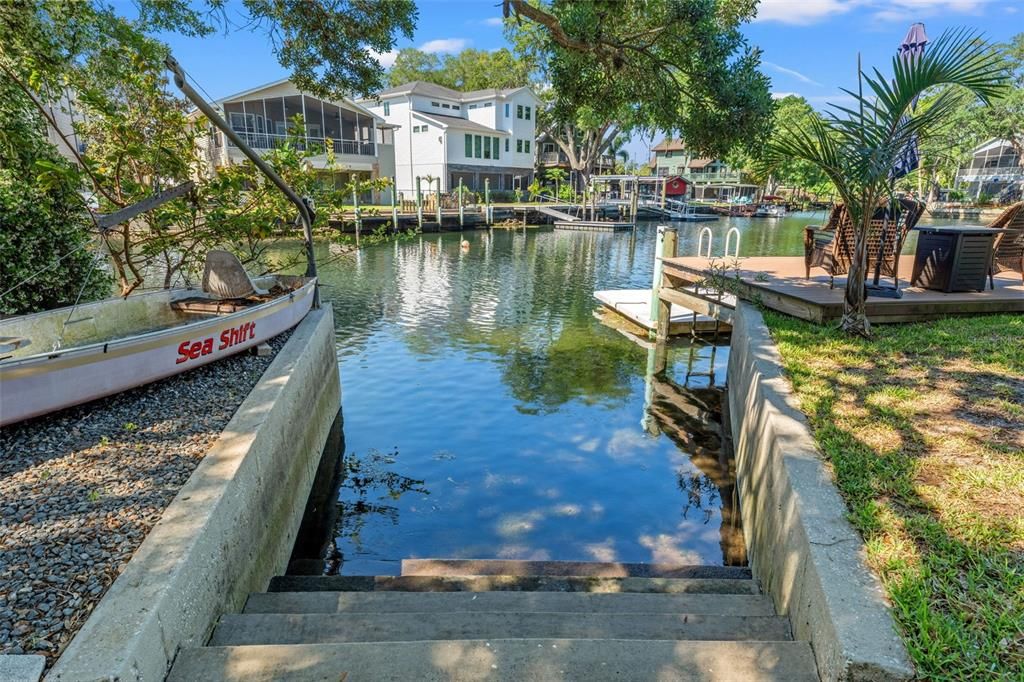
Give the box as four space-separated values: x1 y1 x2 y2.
516 139 523 153
474 135 482 158
484 102 492 108
431 101 440 107
383 101 390 116
525 106 531 120
524 140 531 153
665 151 673 158
469 104 478 109
504 103 510 117
484 137 492 159
452 105 460 110
465 134 472 157
493 137 500 160
516 105 523 119
505 139 509 153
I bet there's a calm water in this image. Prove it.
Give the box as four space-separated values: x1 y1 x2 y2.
298 211 959 575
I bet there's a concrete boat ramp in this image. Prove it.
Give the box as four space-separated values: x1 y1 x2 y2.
595 288 732 336
167 559 818 681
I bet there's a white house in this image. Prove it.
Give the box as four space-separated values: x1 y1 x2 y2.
954 138 1023 200
359 81 540 195
196 79 398 203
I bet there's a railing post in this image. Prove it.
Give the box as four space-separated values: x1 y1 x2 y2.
351 173 361 244
458 178 464 227
435 177 442 225
416 176 423 231
390 176 399 233
650 225 678 340
485 178 491 224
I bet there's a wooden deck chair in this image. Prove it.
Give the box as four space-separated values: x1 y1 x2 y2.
988 202 1024 286
804 198 925 288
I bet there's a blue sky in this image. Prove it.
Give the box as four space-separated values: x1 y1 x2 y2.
148 0 1021 162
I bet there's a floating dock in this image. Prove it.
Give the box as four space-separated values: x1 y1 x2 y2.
595 289 731 335
556 220 635 232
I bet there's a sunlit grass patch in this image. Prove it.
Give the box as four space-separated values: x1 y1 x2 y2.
764 312 1024 681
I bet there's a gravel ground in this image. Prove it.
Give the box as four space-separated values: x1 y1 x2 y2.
0 331 291 666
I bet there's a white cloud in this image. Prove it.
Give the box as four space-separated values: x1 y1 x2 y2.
763 61 821 86
771 91 801 99
481 17 504 26
420 38 470 54
755 0 855 25
372 49 398 68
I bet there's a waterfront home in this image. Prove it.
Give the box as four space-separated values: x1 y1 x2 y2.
359 81 541 195
652 138 758 202
195 79 398 203
954 138 1023 201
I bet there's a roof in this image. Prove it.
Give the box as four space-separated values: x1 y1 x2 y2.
210 78 383 124
364 80 539 104
652 138 686 152
687 158 714 169
414 111 510 135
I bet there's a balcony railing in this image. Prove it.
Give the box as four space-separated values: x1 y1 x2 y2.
538 151 616 167
225 131 376 156
687 170 744 184
955 165 1024 182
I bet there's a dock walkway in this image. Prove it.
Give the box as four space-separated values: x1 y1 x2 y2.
660 255 1024 324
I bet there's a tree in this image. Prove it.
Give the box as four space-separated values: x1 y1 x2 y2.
505 0 771 188
978 34 1024 164
763 29 1006 336
387 47 533 91
0 78 111 315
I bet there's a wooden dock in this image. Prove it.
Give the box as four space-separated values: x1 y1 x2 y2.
555 220 635 232
660 255 1024 324
595 289 731 335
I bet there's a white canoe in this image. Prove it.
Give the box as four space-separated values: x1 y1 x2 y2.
0 275 316 427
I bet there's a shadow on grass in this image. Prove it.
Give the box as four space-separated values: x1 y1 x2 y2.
764 312 1024 680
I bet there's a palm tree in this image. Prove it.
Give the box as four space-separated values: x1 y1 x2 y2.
763 29 1006 336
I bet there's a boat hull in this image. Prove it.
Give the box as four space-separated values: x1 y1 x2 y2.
0 278 316 427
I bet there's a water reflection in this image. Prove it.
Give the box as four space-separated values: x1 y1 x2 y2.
296 221 821 575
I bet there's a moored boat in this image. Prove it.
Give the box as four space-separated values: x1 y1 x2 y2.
0 254 315 427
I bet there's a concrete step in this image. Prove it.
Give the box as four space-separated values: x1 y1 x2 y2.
168 639 818 681
268 574 760 595
400 558 752 579
209 612 792 646
244 590 776 616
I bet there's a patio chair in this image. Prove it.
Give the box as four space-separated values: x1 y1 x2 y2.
988 202 1024 286
803 198 925 288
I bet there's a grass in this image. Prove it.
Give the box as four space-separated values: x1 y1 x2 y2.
763 312 1023 681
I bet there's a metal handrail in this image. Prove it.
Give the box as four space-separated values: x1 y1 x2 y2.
697 227 713 257
725 227 741 258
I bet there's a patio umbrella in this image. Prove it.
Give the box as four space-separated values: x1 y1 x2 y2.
873 24 929 294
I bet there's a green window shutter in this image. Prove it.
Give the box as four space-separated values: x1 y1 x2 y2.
465 134 472 157
474 135 482 158
505 139 509 152
484 137 491 159
525 140 531 153
383 101 390 116
516 139 522 153
517 105 523 119
493 137 500 160
525 106 531 120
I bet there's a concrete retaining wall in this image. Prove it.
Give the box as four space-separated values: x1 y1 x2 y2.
727 302 913 681
48 306 341 681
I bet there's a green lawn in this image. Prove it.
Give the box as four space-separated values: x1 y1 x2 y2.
764 312 1024 681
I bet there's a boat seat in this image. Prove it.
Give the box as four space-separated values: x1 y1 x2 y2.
202 250 268 299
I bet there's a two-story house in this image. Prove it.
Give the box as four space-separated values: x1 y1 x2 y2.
652 138 757 201
359 81 541 195
197 79 397 203
954 138 1023 201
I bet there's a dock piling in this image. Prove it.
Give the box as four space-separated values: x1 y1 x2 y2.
651 225 678 341
390 177 398 232
415 176 423 231
351 173 361 244
484 178 491 225
458 178 464 227
435 177 442 225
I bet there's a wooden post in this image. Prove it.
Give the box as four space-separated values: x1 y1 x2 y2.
660 177 667 209
351 173 361 244
435 177 442 225
415 176 423 231
630 175 639 221
390 176 399 232
458 177 464 227
484 178 491 224
650 225 678 340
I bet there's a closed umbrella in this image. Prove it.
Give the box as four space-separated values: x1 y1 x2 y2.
871 23 929 295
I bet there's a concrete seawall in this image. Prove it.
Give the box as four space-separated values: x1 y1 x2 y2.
48 306 341 681
727 302 914 681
